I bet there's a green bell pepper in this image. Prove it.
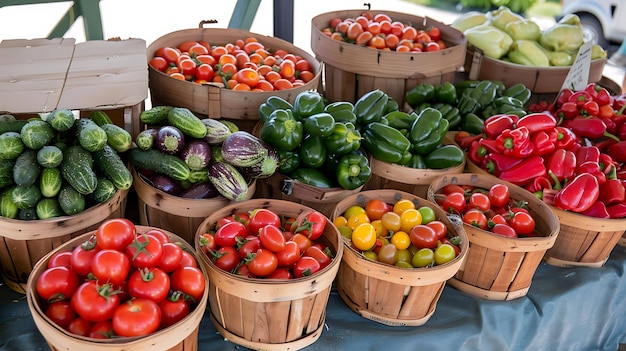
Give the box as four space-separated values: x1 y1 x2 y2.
454 80 480 96
323 122 361 155
409 107 449 155
381 111 418 130
469 80 499 107
259 109 303 151
423 144 465 169
293 90 324 120
434 82 457 105
405 83 435 108
503 83 532 105
336 153 372 190
462 113 485 135
458 93 481 116
299 135 327 168
362 122 411 164
431 103 461 129
406 153 427 169
277 149 300 174
303 112 335 137
290 167 335 188
384 97 400 114
259 96 294 123
354 89 389 125
324 101 357 125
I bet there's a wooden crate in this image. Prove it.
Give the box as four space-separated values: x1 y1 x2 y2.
330 190 468 326
194 199 342 350
0 189 128 294
26 226 207 351
428 174 560 300
311 10 466 105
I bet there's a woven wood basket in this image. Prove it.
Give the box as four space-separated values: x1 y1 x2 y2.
194 199 343 350
466 159 626 268
132 167 256 245
25 226 208 351
428 174 560 300
0 189 128 294
311 10 466 106
330 190 468 326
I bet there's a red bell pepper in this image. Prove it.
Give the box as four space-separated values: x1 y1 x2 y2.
552 126 577 151
580 100 600 116
561 115 620 142
467 140 486 166
555 101 579 121
483 152 524 176
531 130 556 156
482 114 516 139
606 141 626 164
568 90 594 107
577 161 607 185
454 131 482 150
606 203 626 219
599 153 615 175
546 148 576 188
555 88 574 108
499 156 547 186
516 113 557 134
525 176 552 194
600 179 625 205
579 200 610 219
479 138 501 155
575 145 600 166
553 173 600 213
614 117 626 140
496 126 534 158
585 83 612 106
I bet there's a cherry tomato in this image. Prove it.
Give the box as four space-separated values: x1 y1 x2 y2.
212 246 240 273
67 317 93 336
159 292 190 328
491 223 518 238
144 229 170 245
346 212 370 230
426 220 448 240
179 250 198 268
351 223 377 251
95 218 136 251
214 221 247 247
428 26 441 41
198 233 217 255
45 300 76 329
303 245 332 269
70 237 101 277
259 225 286 252
365 199 392 220
390 231 411 250
400 208 422 233
377 243 398 265
293 256 321 278
412 248 434 268
36 266 79 302
462 209 488 230
71 281 121 322
89 320 114 339
417 206 436 224
195 63 214 82
393 199 416 215
127 267 171 303
158 242 184 273
488 184 510 208
442 192 466 214
91 249 130 286
112 298 161 337
248 209 282 236
170 266 206 303
290 233 313 253
275 240 301 267
468 192 491 212
149 56 168 72
126 234 164 269
510 211 536 235
267 267 293 280
238 236 262 259
409 225 439 249
434 243 456 265
381 211 401 232
247 248 278 277
47 251 72 269
441 184 466 195
292 211 327 240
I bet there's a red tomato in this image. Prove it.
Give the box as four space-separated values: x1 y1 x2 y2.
170 266 206 303
47 251 73 269
462 209 488 230
95 218 136 251
214 221 247 247
491 223 518 238
91 249 130 286
179 250 198 268
144 228 170 244
488 184 510 208
71 281 121 322
247 248 278 277
235 262 256 278
149 56 168 72
468 192 491 212
259 225 286 252
70 237 101 276
275 240 301 267
89 320 114 339
266 267 293 280
158 46 180 64
489 214 508 227
409 225 439 249
159 292 190 328
290 233 313 253
36 266 79 302
238 236 262 259
510 211 536 235
441 192 466 214
304 246 332 269
291 211 326 240
45 300 76 329
248 209 282 236
158 242 183 273
293 256 321 278
428 26 441 41
198 233 217 255
441 184 467 195
426 220 448 240
126 234 164 269
66 316 94 337
195 63 214 82
112 298 161 337
127 267 171 303
365 199 392 220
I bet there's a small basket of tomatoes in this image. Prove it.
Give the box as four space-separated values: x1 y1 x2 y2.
194 198 343 350
329 189 468 326
427 173 560 301
25 220 208 351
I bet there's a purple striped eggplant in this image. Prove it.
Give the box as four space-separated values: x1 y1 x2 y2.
220 131 268 167
207 162 249 201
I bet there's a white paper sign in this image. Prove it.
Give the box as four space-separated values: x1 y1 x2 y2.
560 41 593 92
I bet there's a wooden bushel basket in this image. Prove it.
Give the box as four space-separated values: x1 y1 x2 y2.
0 189 128 294
330 190 468 326
26 226 208 351
311 10 467 106
428 174 560 300
132 167 256 245
147 26 321 120
194 199 343 350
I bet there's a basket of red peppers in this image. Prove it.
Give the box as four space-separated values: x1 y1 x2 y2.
458 82 626 268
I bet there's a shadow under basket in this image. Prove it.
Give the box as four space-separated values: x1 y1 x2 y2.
428 174 560 301
330 189 468 326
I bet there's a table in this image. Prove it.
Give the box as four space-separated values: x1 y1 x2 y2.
2 246 626 351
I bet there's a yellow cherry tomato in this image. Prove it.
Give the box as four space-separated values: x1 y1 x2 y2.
347 212 370 230
337 225 352 239
351 223 377 251
400 209 422 233
344 205 366 219
393 198 415 215
333 215 348 227
381 211 401 232
370 219 385 237
391 230 411 250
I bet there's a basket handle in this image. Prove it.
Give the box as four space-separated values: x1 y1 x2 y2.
198 19 218 28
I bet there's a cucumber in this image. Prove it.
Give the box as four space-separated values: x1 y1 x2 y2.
37 145 63 168
101 124 132 153
91 176 117 203
40 167 62 198
36 198 63 219
58 185 86 215
88 110 114 126
167 107 207 139
18 207 38 221
13 149 40 186
0 120 28 134
136 128 158 150
11 184 42 210
128 148 191 181
0 158 15 187
140 105 173 125
75 119 107 152
0 114 16 122
20 119 55 149
45 109 76 132
0 131 24 160
93 145 132 190
0 187 18 219
60 145 97 195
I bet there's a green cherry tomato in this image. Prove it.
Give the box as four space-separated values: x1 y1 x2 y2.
377 243 398 265
417 206 436 224
395 261 413 269
362 250 379 261
395 249 412 264
411 248 434 268
434 244 457 265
